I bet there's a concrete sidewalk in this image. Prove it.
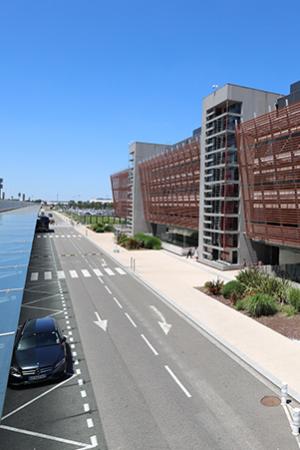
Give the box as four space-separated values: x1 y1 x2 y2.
61 215 300 401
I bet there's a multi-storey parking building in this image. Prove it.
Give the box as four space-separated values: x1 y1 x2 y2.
111 83 291 268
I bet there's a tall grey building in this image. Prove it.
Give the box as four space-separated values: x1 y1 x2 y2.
199 84 282 269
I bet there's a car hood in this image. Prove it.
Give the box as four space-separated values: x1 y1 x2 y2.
15 345 64 369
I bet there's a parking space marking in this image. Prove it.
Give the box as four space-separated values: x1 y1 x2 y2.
0 424 91 448
2 374 77 420
30 272 39 281
44 271 52 280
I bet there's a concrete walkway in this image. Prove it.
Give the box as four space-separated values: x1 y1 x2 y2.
60 215 300 402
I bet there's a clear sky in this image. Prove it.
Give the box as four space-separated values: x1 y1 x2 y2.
0 0 299 200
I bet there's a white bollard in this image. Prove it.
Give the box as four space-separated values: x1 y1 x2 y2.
292 408 300 436
281 383 288 405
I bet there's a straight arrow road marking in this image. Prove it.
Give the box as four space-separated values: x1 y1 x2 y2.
150 305 172 335
93 311 108 332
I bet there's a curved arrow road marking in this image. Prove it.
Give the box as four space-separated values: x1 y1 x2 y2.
94 311 108 332
150 305 172 335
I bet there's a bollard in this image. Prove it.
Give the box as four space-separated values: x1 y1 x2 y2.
292 408 300 436
281 383 288 405
133 258 136 272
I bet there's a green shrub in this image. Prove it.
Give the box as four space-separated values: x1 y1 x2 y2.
244 293 277 317
124 237 140 250
287 287 300 312
236 268 290 302
236 267 262 289
235 299 248 311
117 233 128 245
280 304 297 317
204 279 224 296
134 233 162 250
222 280 245 300
104 224 114 232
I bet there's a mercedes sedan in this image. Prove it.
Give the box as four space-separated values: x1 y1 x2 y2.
9 316 69 385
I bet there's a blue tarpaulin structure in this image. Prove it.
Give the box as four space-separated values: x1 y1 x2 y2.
0 204 39 418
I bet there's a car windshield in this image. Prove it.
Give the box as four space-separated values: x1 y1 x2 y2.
17 331 60 350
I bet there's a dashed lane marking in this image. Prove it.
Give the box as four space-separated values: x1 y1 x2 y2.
93 268 103 277
57 270 65 279
81 269 91 278
30 272 38 281
125 313 137 328
164 365 192 398
104 267 115 276
70 270 78 279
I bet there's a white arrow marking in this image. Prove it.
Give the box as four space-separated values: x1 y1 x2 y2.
93 311 108 332
150 305 172 335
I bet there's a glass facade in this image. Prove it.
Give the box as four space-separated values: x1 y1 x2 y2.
0 204 39 418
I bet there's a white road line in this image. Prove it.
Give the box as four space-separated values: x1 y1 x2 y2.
69 270 78 278
74 360 79 365
83 403 90 412
37 235 41 238
71 344 75 349
82 269 91 278
99 277 104 284
55 235 59 238
1 374 77 420
72 234 77 237
49 235 53 239
57 270 65 279
69 336 73 342
44 271 52 280
113 297 123 309
0 425 89 447
68 331 72 336
90 435 98 447
87 418 94 428
104 267 115 276
164 365 192 398
61 235 65 238
115 267 126 275
67 235 71 238
93 268 103 277
30 272 38 281
104 286 112 295
80 390 87 398
125 313 137 328
78 379 83 386
43 235 47 238
141 334 159 355
76 368 81 375
72 351 77 357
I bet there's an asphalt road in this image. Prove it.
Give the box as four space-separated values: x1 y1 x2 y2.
37 214 298 450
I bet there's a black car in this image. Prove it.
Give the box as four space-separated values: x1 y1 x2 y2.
9 316 69 385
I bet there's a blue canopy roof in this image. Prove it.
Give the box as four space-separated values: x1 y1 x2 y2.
0 204 39 418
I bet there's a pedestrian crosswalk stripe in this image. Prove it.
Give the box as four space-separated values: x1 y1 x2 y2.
70 270 78 278
31 272 38 281
115 267 126 275
61 235 65 238
67 235 71 238
55 235 59 238
43 235 47 238
44 271 52 280
72 235 77 237
104 267 115 276
93 269 103 277
57 270 65 279
81 269 91 278
49 235 53 238
37 235 41 238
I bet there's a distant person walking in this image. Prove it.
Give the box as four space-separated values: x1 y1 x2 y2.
186 248 193 259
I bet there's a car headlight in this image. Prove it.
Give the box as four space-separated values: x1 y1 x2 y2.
10 366 22 377
54 357 66 369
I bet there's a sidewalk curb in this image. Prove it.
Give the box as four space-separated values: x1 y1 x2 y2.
59 215 300 403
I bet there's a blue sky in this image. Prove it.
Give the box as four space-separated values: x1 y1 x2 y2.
0 0 299 200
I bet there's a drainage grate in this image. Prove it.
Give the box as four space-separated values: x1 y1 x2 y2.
260 395 281 407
